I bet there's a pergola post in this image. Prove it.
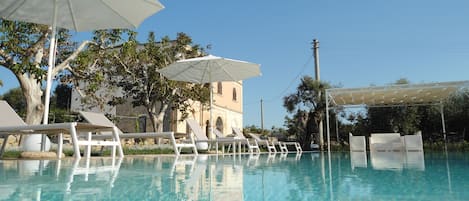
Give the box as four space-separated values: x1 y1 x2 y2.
440 102 447 142
325 90 331 154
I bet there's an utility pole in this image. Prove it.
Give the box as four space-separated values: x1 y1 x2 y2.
260 98 264 132
312 38 324 149
313 39 320 80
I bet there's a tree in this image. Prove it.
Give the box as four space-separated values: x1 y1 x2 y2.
0 20 92 124
0 87 26 117
283 76 330 150
54 84 72 110
365 78 420 135
70 31 209 132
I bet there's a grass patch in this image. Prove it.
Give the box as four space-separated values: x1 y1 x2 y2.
1 150 21 158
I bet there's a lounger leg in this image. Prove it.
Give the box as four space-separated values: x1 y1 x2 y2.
69 124 81 159
86 132 92 159
57 133 63 159
112 127 124 158
0 135 9 158
169 132 179 156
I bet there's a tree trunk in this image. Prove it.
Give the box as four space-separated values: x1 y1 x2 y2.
17 73 44 125
147 102 169 145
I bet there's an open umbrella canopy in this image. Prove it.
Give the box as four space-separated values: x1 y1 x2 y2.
158 55 261 84
0 0 164 125
0 0 164 151
0 0 164 32
159 54 261 139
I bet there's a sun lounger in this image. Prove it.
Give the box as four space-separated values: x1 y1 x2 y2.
0 100 119 159
247 133 277 153
231 127 261 153
79 111 197 156
186 119 243 153
213 128 243 153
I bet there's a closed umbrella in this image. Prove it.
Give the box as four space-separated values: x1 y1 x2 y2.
159 54 261 138
0 0 164 150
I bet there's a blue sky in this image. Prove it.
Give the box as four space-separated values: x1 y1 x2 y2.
1 0 469 129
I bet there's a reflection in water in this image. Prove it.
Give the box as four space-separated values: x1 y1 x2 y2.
369 151 425 171
350 151 367 170
0 151 468 201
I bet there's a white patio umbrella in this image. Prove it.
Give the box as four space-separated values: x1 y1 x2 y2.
0 0 164 150
158 54 261 138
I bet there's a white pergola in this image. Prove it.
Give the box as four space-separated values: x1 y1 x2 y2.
325 80 469 152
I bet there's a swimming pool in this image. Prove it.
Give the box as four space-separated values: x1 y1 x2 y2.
0 151 468 201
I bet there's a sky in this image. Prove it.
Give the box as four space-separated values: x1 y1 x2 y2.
2 0 469 129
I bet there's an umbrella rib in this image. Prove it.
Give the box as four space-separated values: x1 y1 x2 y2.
3 0 27 18
67 0 79 31
101 0 135 29
217 60 238 81
201 61 210 83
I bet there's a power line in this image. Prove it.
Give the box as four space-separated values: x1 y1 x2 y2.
264 54 313 102
243 54 314 106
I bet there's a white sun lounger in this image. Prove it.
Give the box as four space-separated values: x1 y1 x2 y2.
79 111 198 156
186 119 243 153
212 128 245 153
231 127 261 153
247 133 277 153
0 100 119 159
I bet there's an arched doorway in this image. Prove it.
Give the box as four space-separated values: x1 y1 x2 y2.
216 117 224 133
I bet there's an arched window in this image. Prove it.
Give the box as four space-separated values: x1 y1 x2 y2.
216 117 224 133
205 120 210 137
232 88 237 101
217 82 223 94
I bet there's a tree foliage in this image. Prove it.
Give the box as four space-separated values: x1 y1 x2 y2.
0 87 26 117
69 31 209 132
283 76 330 150
345 78 469 144
0 19 90 124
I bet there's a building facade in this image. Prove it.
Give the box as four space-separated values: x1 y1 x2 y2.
71 81 244 139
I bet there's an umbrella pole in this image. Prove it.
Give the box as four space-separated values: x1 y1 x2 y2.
41 0 58 151
209 82 214 139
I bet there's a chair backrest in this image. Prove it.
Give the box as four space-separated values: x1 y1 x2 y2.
232 127 246 139
369 133 401 145
186 119 208 141
403 134 423 151
213 128 224 138
248 133 262 141
79 111 122 134
349 133 366 151
0 100 27 126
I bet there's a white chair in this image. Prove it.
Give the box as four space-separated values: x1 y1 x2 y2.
370 151 404 171
232 127 261 153
186 119 241 153
349 133 366 152
402 133 423 152
248 133 277 153
369 133 403 152
0 100 118 159
350 151 368 170
79 111 198 156
66 157 122 195
213 128 243 153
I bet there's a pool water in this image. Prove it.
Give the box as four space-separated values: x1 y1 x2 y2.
1 151 468 201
